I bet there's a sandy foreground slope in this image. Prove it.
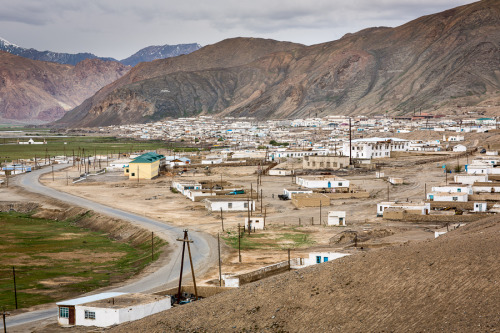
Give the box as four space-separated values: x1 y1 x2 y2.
109 216 499 332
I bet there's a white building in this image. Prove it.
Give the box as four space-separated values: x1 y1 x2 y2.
454 174 488 184
431 185 472 195
296 175 349 189
453 144 467 152
283 188 313 199
291 252 350 268
201 157 223 165
269 168 293 176
327 211 346 226
245 216 265 230
473 202 487 212
427 192 468 202
57 292 171 327
377 202 430 217
342 137 409 159
204 198 256 212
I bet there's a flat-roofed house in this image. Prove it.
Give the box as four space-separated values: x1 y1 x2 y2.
57 292 171 327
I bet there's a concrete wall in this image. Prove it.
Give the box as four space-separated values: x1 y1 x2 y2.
383 213 488 223
159 286 231 298
226 260 291 287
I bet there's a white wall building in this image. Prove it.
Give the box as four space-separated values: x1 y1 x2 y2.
283 188 313 199
427 192 468 202
204 198 256 212
245 216 265 230
327 211 346 226
454 174 488 184
431 185 472 195
57 292 171 327
269 168 293 176
342 137 409 159
296 175 349 189
291 252 350 268
377 202 430 217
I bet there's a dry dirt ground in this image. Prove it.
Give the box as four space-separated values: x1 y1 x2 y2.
83 214 500 333
39 151 463 285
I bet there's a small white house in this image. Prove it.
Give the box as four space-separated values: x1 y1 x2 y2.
204 198 256 212
453 144 467 152
268 168 293 176
473 202 487 212
291 252 350 268
57 292 171 327
245 216 265 230
427 192 468 202
201 157 223 165
296 175 349 189
377 202 430 217
454 174 488 184
431 185 472 195
283 188 313 199
327 211 347 226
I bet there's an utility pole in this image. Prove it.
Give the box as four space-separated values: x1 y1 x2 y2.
387 184 390 201
186 233 198 300
220 208 224 232
288 248 291 271
349 118 352 166
51 165 54 181
176 230 188 304
151 232 154 261
247 197 251 235
238 224 241 263
217 233 222 287
13 266 17 309
319 201 322 225
260 189 263 213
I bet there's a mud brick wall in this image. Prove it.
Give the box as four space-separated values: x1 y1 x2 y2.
292 193 330 208
469 194 500 201
235 261 290 286
325 192 370 200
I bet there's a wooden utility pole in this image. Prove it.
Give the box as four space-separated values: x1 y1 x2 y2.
319 201 322 225
238 224 242 263
260 189 263 213
51 165 54 181
186 234 198 300
387 184 390 201
220 208 224 232
247 197 251 235
288 248 291 271
13 266 17 309
264 207 267 230
176 230 188 304
217 233 222 287
349 117 352 166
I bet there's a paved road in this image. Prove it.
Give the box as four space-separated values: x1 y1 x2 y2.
6 164 216 328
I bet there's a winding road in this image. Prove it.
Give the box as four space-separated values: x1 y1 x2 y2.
6 164 216 329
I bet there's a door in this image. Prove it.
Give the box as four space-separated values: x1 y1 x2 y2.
69 307 75 325
339 217 344 226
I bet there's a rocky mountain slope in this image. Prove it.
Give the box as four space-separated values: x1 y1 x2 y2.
0 37 116 65
111 216 499 332
0 52 129 123
120 43 202 67
58 0 500 127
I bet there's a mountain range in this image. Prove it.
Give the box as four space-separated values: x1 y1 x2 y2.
0 51 129 123
0 37 201 67
56 0 500 127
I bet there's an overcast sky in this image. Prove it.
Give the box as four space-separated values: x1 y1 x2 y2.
0 0 477 60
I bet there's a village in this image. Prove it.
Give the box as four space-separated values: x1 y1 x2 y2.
2 112 500 329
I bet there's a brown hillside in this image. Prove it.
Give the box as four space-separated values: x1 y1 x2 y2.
0 52 129 123
112 216 500 332
58 0 500 127
57 38 304 126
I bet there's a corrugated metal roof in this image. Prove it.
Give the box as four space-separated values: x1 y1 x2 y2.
130 152 165 164
56 292 127 306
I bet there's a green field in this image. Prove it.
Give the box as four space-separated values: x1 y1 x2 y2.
223 229 315 251
0 212 165 310
0 136 170 164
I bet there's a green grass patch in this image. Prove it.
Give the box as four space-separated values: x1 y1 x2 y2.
0 212 165 310
0 136 169 164
222 230 315 251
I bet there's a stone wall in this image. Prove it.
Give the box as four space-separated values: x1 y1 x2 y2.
0 201 39 213
292 193 330 208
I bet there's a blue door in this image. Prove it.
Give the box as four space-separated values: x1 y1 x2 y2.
328 181 331 188
316 256 321 264
324 257 328 262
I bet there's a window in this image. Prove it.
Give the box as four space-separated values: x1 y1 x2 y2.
244 202 248 208
126 169 129 172
316 256 321 264
85 310 96 320
228 203 233 209
324 257 328 262
131 173 135 176
59 307 69 318
452 197 458 201
338 182 342 186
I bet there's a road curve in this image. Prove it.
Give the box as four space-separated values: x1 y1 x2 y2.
7 164 216 328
